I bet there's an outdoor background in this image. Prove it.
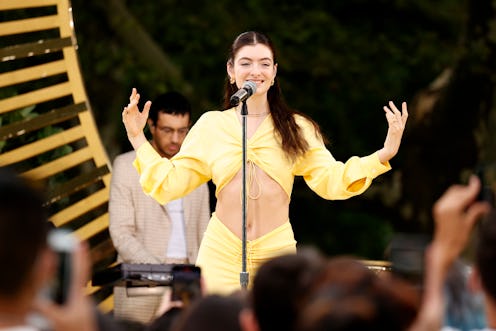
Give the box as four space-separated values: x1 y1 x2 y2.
69 0 496 260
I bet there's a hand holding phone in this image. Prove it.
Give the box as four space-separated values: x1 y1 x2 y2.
171 264 201 307
47 229 78 304
476 166 495 207
31 232 98 331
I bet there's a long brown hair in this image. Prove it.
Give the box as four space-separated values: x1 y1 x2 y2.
223 31 322 162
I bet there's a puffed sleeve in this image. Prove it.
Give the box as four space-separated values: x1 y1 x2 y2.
133 113 212 204
293 117 391 200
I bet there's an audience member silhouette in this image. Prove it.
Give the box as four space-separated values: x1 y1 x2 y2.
240 247 325 331
0 167 99 331
296 256 420 331
167 294 245 331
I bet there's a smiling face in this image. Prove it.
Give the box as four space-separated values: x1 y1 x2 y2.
227 43 278 98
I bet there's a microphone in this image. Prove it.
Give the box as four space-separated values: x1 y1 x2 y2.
230 81 257 107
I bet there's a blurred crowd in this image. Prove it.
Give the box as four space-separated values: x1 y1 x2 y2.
0 168 494 331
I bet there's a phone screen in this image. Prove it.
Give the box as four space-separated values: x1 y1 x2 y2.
47 229 77 304
476 166 495 206
171 264 201 305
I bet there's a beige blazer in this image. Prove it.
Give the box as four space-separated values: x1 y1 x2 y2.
108 150 211 323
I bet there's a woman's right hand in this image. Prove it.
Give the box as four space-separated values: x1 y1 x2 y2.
122 88 151 149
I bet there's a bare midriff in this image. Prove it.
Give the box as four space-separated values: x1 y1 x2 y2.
215 163 290 240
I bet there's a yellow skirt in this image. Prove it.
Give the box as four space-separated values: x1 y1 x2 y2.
195 212 297 295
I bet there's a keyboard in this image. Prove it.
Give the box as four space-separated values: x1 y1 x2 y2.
92 263 175 287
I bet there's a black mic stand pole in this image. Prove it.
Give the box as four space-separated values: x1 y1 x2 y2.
240 100 249 290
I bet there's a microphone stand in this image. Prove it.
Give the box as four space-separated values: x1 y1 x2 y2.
240 100 249 290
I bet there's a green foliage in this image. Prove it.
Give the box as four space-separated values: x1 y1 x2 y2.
0 103 37 153
0 102 72 163
0 104 73 205
294 204 395 259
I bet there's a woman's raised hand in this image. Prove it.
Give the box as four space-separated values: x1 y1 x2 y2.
377 101 408 163
122 88 151 149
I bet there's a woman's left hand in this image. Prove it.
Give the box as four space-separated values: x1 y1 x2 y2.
378 101 408 163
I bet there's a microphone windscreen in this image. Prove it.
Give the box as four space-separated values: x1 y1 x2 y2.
243 81 257 94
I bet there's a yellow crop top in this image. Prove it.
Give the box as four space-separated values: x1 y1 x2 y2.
133 108 391 205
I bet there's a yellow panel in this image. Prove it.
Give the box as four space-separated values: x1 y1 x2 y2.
85 283 99 295
0 126 84 166
78 112 112 170
56 0 72 38
0 0 60 10
0 0 115 308
97 295 114 314
0 82 72 114
0 60 66 88
63 48 86 102
74 213 109 241
22 147 93 180
0 15 60 37
50 186 109 227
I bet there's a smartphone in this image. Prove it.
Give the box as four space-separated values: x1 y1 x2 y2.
475 166 495 206
171 264 201 306
47 229 78 304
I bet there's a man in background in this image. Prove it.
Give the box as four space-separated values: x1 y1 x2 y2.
109 91 210 324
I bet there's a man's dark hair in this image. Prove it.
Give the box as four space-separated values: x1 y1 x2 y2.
0 167 49 297
167 295 244 331
297 257 420 331
476 210 496 300
148 91 192 125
